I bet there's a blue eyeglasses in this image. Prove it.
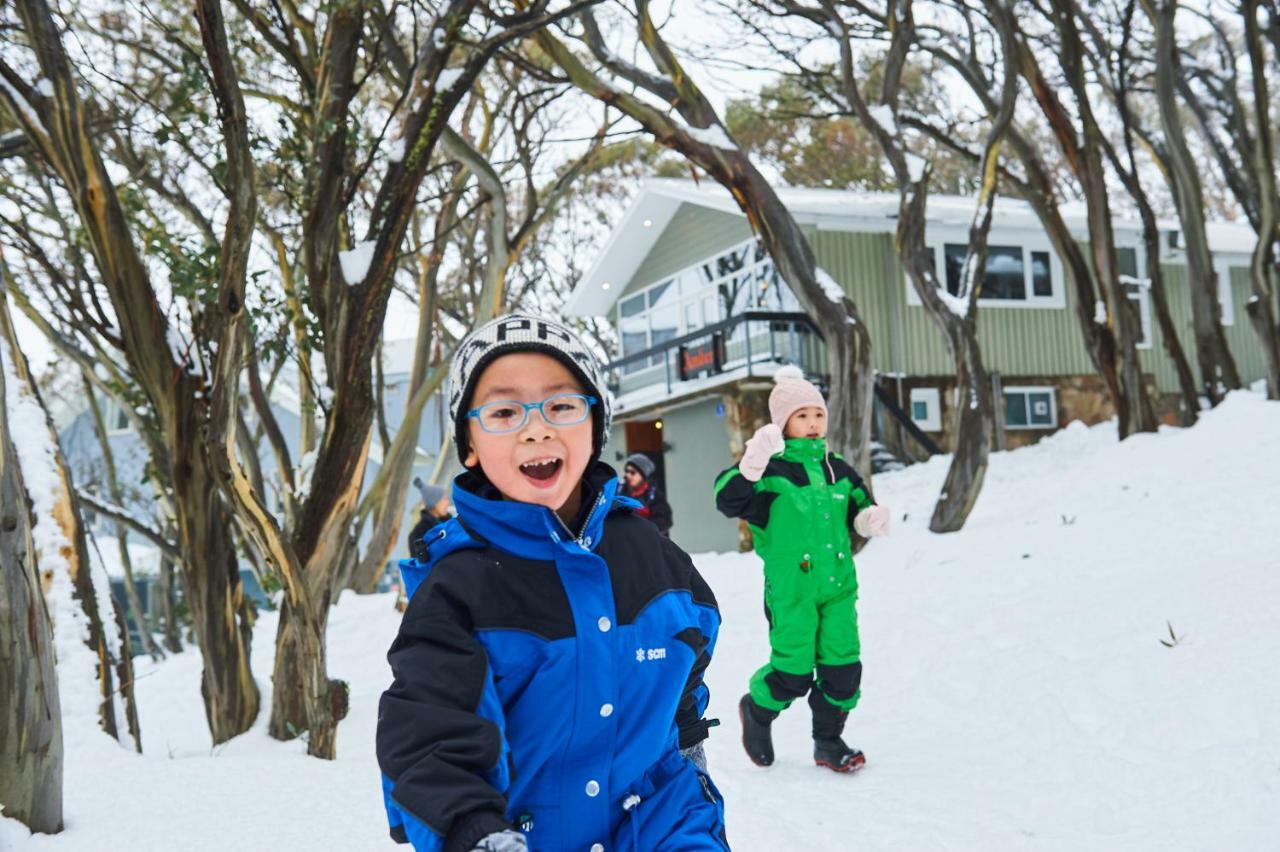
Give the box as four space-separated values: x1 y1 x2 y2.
466 393 598 434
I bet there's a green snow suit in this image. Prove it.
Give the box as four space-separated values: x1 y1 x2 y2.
714 437 874 715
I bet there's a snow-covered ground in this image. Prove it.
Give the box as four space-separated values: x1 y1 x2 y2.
4 392 1279 850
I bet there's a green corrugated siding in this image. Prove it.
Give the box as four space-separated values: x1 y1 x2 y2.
1227 266 1267 384
1141 264 1191 393
623 205 753 297
812 230 1099 378
1143 264 1267 394
620 211 1268 396
811 231 903 373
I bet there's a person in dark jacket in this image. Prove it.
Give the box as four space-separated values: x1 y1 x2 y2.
620 453 673 537
406 477 453 562
377 315 726 852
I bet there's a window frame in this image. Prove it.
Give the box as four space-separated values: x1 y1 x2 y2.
906 230 1066 309
909 387 942 432
104 398 133 436
614 237 799 373
1002 385 1058 431
1122 278 1153 350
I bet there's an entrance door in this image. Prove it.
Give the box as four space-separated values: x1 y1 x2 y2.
624 420 666 492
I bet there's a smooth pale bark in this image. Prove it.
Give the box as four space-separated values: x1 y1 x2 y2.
1241 0 1280 398
3 0 258 743
0 268 141 751
0 289 63 835
1149 0 1242 402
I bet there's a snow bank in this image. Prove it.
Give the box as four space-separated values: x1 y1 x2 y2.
5 392 1279 849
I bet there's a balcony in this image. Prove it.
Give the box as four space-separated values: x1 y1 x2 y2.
604 311 827 407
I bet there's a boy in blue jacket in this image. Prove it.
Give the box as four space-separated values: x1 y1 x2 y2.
378 315 726 852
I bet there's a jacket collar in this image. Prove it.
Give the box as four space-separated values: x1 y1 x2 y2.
780 436 828 464
451 461 632 560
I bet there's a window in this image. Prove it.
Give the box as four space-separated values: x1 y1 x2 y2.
1118 247 1152 349
911 241 1062 307
711 241 797 316
104 399 132 435
909 387 941 432
944 244 1026 300
1031 251 1053 297
1003 387 1057 430
615 238 798 373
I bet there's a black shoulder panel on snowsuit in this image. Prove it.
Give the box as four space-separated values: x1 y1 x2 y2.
761 457 813 488
430 548 576 640
606 513 716 625
714 465 779 529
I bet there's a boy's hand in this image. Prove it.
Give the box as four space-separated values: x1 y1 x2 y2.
471 830 528 852
854 504 891 537
740 424 784 481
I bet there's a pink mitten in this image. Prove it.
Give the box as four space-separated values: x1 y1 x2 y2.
854 504 891 537
739 424 784 481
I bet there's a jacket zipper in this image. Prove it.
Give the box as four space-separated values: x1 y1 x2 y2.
554 489 609 549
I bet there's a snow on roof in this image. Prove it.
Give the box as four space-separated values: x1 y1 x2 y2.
564 178 1257 317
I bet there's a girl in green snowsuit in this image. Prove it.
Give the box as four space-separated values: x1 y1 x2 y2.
714 365 890 772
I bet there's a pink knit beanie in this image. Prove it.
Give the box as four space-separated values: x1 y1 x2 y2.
769 365 826 428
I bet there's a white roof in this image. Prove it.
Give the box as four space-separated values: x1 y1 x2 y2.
565 178 1257 317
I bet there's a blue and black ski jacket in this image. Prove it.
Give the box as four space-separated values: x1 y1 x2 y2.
377 462 727 852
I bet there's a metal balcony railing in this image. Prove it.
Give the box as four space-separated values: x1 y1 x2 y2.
604 311 826 398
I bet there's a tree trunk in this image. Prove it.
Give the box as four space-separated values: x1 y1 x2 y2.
0 315 63 836
171 425 260 744
349 235 446 594
8 0 258 743
0 281 141 750
1141 213 1201 425
1241 0 1280 399
267 597 347 749
82 372 163 659
1101 134 1201 425
1008 133 1128 425
897 185 994 533
1022 9 1157 437
536 20 878 475
1151 0 1242 403
157 548 183 654
720 388 769 552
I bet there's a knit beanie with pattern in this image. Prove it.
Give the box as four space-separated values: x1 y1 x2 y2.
447 314 612 465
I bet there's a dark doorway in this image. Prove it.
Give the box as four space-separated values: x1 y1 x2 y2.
624 419 667 492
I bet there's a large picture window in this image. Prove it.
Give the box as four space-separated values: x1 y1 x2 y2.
912 239 1062 308
615 239 799 373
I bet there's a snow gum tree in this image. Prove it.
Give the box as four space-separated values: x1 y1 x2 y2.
0 270 63 836
1 0 600 758
530 1 880 476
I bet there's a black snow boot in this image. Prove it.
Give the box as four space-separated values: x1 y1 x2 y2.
739 694 778 767
809 689 866 773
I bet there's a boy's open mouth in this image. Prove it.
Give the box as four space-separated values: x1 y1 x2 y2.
519 457 563 486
